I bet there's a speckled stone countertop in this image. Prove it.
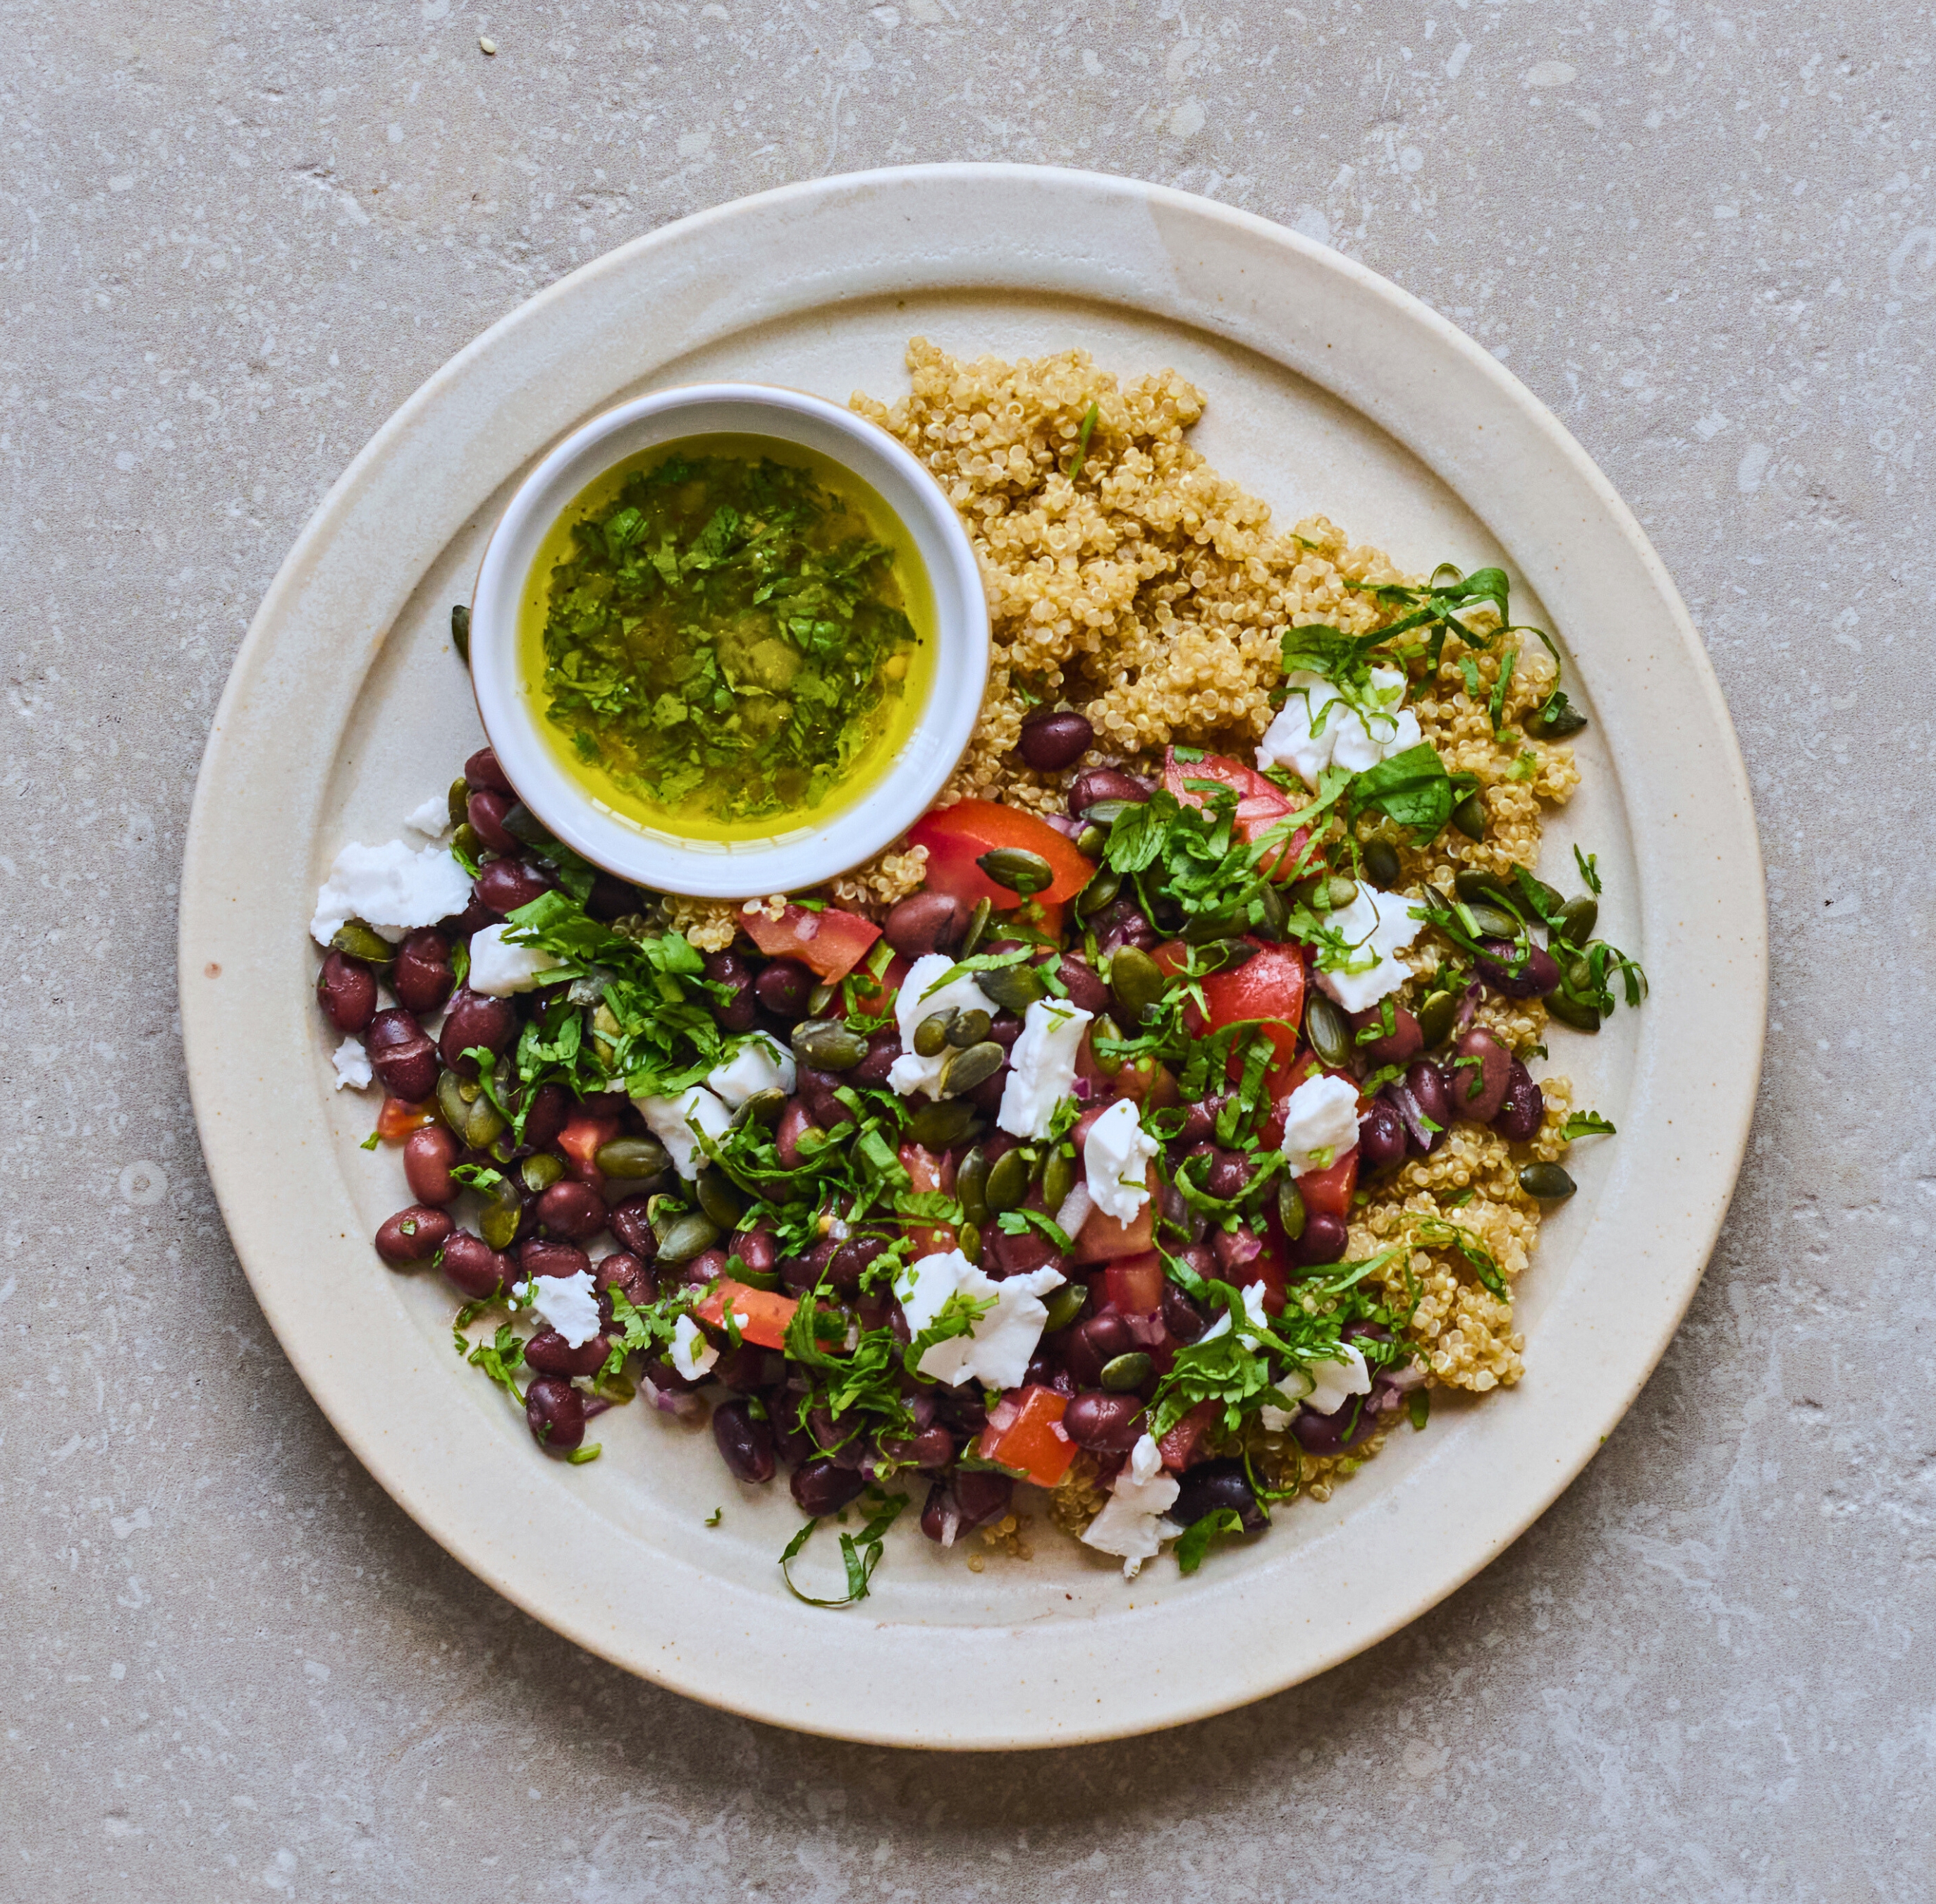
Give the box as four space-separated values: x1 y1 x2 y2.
6 0 1931 1896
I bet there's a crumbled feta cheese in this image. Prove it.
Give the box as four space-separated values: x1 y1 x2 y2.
706 1033 796 1109
1082 1460 1182 1578
996 997 1093 1139
1083 1098 1158 1223
885 954 998 1099
1261 1341 1373 1432
634 1085 732 1180
310 837 472 945
1239 1279 1270 1336
670 1313 719 1382
1278 1072 1364 1176
1314 882 1426 1014
1255 666 1419 788
331 1037 373 1091
467 922 566 996
893 1248 1065 1390
403 794 453 838
529 1270 601 1348
1127 1432 1163 1483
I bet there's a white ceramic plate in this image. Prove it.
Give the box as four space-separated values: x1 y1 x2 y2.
179 166 1766 1750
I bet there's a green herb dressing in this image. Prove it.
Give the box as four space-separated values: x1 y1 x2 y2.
518 434 936 842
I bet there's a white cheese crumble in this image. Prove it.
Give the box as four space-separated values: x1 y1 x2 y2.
529 1270 601 1348
1082 1098 1158 1224
1314 882 1426 1014
1081 1437 1182 1578
310 838 472 945
1278 1072 1363 1176
634 1085 732 1180
467 922 566 996
403 794 453 838
1255 667 1421 790
1261 1341 1372 1430
669 1313 720 1382
893 1248 1064 1390
706 1033 797 1109
330 1038 373 1091
885 954 998 1100
996 997 1093 1139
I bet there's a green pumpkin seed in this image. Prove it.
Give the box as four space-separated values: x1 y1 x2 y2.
979 963 1047 1012
1090 1013 1125 1076
1074 824 1107 860
595 1136 670 1179
694 1168 745 1229
945 1008 991 1048
450 823 484 866
905 1100 981 1148
521 1152 565 1194
914 1009 957 1058
939 1040 1005 1097
976 847 1055 897
1545 990 1602 1033
728 1088 787 1131
984 1146 1032 1215
1254 883 1289 942
1076 866 1122 919
1040 1283 1087 1333
436 1068 470 1133
1462 900 1521 939
1180 907 1246 945
656 1210 721 1263
330 919 395 964
1100 1351 1153 1392
957 1220 982 1264
1079 799 1137 830
1415 990 1460 1049
1278 1177 1307 1242
479 1178 522 1251
807 982 835 1017
1524 694 1588 739
501 801 552 847
450 603 471 664
791 1019 868 1071
1553 895 1598 947
1107 945 1165 1021
447 776 472 830
1304 993 1352 1069
1518 1162 1576 1200
955 1147 991 1225
1041 1148 1075 1211
462 1093 507 1150
1363 840 1402 889
1452 793 1488 840
1456 866 1563 915
959 898 993 959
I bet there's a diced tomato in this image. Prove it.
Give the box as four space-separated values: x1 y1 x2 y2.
978 1384 1077 1488
898 1142 958 1259
1073 1172 1158 1264
1295 1148 1359 1220
694 1278 799 1351
1101 1248 1165 1315
1244 1239 1292 1315
1160 747 1311 876
742 903 881 983
1158 936 1309 1093
1157 1398 1221 1471
845 951 908 1019
906 800 1093 911
557 1110 620 1187
376 1096 437 1143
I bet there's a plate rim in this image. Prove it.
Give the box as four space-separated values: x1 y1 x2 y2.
178 162 1767 1749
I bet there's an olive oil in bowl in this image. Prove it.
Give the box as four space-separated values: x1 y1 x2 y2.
517 434 936 844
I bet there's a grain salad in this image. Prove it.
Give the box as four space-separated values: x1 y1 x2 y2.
314 340 1643 1596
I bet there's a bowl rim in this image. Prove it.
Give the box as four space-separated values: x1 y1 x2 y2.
466 379 990 898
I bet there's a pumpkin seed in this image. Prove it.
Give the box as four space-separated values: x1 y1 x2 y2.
1076 866 1122 919
446 776 472 830
1107 945 1165 1021
656 1210 721 1263
1462 900 1521 939
520 1152 565 1195
976 847 1055 897
479 1177 523 1251
1415 990 1461 1049
1278 1177 1307 1242
330 918 395 964
462 1093 506 1150
1100 1351 1152 1392
957 1220 982 1264
913 1008 957 1058
1455 866 1563 915
1524 695 1588 739
955 1146 991 1225
959 898 993 959
594 1136 670 1180
1041 1148 1075 1211
791 1019 868 1071
728 1088 787 1131
501 801 552 847
1363 840 1402 889
1079 799 1137 830
1041 1283 1087 1333
979 963 1046 1012
1553 895 1598 947
1452 792 1488 840
1304 993 1353 1069
984 1146 1032 1215
945 1007 991 1048
905 1099 981 1148
435 1069 470 1132
694 1169 745 1229
1545 989 1602 1033
807 982 835 1017
939 1040 1005 1096
449 823 484 866
1090 1013 1126 1076
1517 1162 1577 1200
1074 824 1108 860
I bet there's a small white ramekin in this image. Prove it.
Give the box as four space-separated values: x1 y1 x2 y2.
468 383 988 900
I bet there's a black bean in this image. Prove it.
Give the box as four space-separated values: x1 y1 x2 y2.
703 952 759 1033
1206 1148 1252 1200
1169 1458 1266 1533
364 1007 439 1101
790 1457 866 1517
535 1180 606 1240
524 1329 610 1377
1292 1211 1349 1267
883 890 966 958
391 928 455 1015
374 1204 451 1266
1404 1060 1450 1153
1292 1394 1379 1456
472 857 554 918
467 788 520 855
1018 710 1094 772
1068 766 1151 817
403 1124 462 1205
1491 1061 1545 1143
593 1249 654 1314
1056 952 1110 1015
1162 1281 1208 1344
440 1230 513 1301
1062 1391 1145 1453
438 989 517 1077
585 873 647 921
1450 1027 1512 1124
316 951 377 1033
754 957 816 1021
851 1026 902 1088
713 1400 778 1484
1090 897 1158 954
1474 938 1562 1000
519 1238 592 1283
1062 1313 1137 1389
955 1469 1015 1532
826 1233 888 1291
465 746 515 795
525 1377 587 1454
1357 1098 1408 1172
880 1425 955 1472
1347 1002 1423 1068
606 1196 659 1263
